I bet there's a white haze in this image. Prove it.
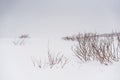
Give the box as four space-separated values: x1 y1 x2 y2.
0 0 120 80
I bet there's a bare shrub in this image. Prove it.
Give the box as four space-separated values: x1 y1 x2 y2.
13 34 30 45
47 51 68 68
31 51 68 69
63 32 120 65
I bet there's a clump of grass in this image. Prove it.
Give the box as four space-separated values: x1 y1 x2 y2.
31 50 68 69
13 34 30 45
63 32 120 65
47 51 68 68
31 56 43 68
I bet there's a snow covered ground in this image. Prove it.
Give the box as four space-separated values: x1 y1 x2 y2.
0 38 120 80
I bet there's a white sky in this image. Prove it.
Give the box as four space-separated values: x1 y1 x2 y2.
0 0 120 38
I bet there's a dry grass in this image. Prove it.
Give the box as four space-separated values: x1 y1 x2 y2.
63 32 120 65
47 51 68 68
31 50 68 69
31 56 42 68
13 34 30 45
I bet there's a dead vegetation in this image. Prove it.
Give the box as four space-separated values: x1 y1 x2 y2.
31 50 68 69
13 34 30 45
63 32 120 65
47 50 68 68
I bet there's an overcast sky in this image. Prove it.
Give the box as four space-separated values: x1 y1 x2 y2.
0 0 120 38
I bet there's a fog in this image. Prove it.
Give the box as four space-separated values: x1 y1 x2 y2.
0 0 120 80
0 0 120 38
